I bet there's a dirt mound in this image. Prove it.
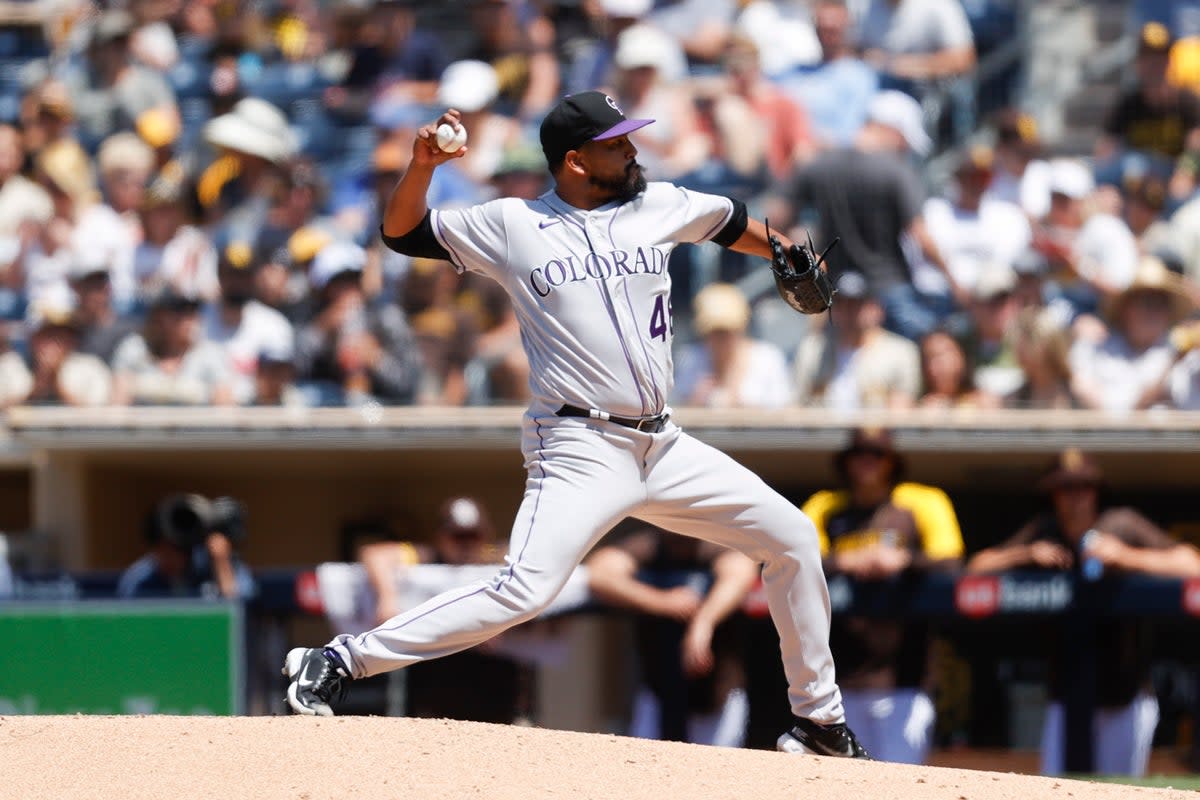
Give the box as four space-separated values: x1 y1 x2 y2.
1 716 1191 800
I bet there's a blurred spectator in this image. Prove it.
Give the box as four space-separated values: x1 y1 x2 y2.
294 240 421 406
1166 318 1200 408
646 0 738 74
239 157 334 272
672 282 791 409
0 288 112 408
110 289 235 406
25 139 101 309
801 427 964 763
733 0 822 78
128 0 182 73
68 260 138 366
1031 158 1138 319
203 242 296 405
1165 179 1200 282
1010 248 1054 313
118 492 255 601
986 107 1052 221
331 0 447 124
357 496 532 723
917 328 999 408
251 341 306 407
777 0 879 149
90 131 157 308
912 145 1030 308
562 0 682 97
98 132 155 218
0 125 52 320
434 60 523 187
65 9 177 150
1097 22 1200 192
961 266 1024 399
967 449 1200 777
133 167 220 305
606 24 708 181
487 141 550 201
1070 256 1196 412
587 523 757 746
1004 307 1075 409
857 0 977 94
260 226 333 323
19 80 78 159
456 267 530 405
1121 173 1173 256
197 97 296 225
460 0 560 122
781 90 948 341
690 34 815 192
793 271 920 409
401 258 478 406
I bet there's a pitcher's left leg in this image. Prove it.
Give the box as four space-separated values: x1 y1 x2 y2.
638 428 843 726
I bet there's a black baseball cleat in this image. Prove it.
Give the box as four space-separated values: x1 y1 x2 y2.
282 647 350 716
777 717 871 759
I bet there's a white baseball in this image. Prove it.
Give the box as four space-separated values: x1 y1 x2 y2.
436 123 468 153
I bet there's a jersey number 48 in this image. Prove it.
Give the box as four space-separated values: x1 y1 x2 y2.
649 295 674 341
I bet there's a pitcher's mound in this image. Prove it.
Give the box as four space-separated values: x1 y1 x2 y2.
0 715 1191 800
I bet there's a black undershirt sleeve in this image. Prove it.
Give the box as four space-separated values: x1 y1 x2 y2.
710 199 748 248
379 210 451 260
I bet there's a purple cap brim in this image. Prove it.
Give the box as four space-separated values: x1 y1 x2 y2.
593 118 655 141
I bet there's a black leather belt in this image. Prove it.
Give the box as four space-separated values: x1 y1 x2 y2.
556 404 670 433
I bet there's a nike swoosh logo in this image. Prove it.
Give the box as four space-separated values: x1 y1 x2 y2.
538 218 561 229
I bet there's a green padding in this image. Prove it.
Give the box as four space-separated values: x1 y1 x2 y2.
0 601 242 715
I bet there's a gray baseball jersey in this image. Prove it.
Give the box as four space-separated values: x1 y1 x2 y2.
430 183 735 417
317 178 845 733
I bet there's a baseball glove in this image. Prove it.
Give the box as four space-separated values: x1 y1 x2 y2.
765 219 838 315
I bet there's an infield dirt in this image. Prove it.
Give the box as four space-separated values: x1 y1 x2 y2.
0 715 1192 799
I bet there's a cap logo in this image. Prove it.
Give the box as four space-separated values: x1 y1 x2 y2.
605 95 621 113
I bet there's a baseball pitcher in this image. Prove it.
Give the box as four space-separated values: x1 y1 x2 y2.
283 91 866 758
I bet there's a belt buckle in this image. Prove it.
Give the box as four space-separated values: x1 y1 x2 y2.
638 414 665 433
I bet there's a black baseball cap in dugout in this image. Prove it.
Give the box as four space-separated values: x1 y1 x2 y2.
834 427 905 482
539 91 655 166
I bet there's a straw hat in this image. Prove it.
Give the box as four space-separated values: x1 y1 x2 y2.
36 138 98 205
97 131 155 177
693 282 750 335
203 97 298 164
1105 255 1195 325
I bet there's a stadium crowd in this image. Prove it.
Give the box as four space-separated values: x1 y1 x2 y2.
0 0 1199 412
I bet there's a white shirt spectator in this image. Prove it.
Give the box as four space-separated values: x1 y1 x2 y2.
794 328 921 410
1072 214 1139 292
673 339 792 408
1169 350 1200 409
913 194 1032 294
72 203 140 310
111 335 232 405
203 300 295 404
857 0 974 57
1070 335 1174 413
133 226 219 305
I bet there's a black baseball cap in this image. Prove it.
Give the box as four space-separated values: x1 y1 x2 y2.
539 91 654 166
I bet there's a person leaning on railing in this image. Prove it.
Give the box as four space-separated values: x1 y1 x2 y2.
966 448 1200 777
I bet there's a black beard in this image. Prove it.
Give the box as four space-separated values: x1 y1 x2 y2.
589 162 647 203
